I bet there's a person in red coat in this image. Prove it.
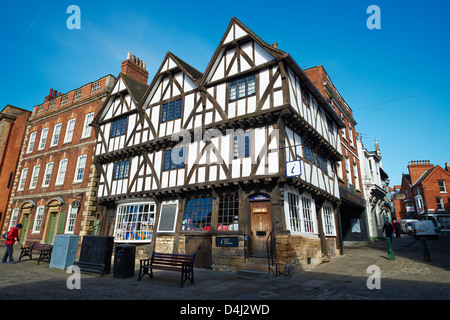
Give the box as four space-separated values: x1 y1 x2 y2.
2 224 22 263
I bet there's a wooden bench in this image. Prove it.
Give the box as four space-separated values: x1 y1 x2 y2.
137 252 195 287
19 242 53 265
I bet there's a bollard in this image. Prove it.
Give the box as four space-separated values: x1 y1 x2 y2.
386 237 395 260
421 238 431 262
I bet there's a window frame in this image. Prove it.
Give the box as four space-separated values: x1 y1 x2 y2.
233 132 251 159
113 160 130 180
438 180 447 193
228 74 256 101
38 127 49 150
160 99 182 123
218 193 239 232
182 197 214 231
64 118 76 144
32 206 45 234
65 205 78 234
73 155 87 183
18 167 28 191
157 200 179 233
114 201 156 243
163 147 186 171
27 131 37 153
50 123 62 147
29 165 41 189
110 117 127 138
55 159 68 186
322 204 336 236
42 162 54 187
81 112 94 138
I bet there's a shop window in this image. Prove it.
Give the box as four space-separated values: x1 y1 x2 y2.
286 191 317 235
182 197 213 231
218 194 239 231
114 202 155 242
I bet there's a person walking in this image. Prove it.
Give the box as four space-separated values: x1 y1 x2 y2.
393 219 401 238
382 220 394 241
2 224 22 264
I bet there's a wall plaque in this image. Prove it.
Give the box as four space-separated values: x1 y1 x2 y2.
216 237 239 247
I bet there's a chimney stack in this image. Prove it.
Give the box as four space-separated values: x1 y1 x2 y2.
44 88 58 102
121 52 149 84
407 160 434 185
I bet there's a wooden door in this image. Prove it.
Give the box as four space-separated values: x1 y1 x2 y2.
185 236 212 269
250 201 272 257
45 212 58 244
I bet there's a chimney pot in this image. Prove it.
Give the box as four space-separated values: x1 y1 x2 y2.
272 43 278 49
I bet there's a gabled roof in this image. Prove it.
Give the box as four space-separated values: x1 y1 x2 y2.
201 17 285 85
120 73 149 103
413 165 450 187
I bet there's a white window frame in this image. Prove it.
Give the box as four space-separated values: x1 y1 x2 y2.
9 208 20 229
55 159 68 186
42 162 54 187
64 118 76 143
437 197 445 211
18 167 28 191
29 165 40 189
438 180 446 193
38 128 49 150
32 206 45 234
157 200 179 233
114 201 156 243
27 131 37 153
73 155 87 183
81 112 94 139
284 187 318 236
50 123 62 147
65 205 78 234
322 204 336 236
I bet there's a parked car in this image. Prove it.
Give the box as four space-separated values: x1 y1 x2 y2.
414 220 438 240
400 219 419 235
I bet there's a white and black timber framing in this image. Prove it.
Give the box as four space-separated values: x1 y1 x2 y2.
92 17 347 271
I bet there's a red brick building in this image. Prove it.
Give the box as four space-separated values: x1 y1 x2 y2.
0 106 31 227
304 65 367 246
398 160 450 232
1 74 116 245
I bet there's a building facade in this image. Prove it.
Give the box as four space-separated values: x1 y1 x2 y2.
1 74 115 246
304 65 367 246
0 105 31 227
92 18 346 273
399 160 450 233
357 139 391 241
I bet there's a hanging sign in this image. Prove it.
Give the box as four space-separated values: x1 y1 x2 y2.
286 160 301 177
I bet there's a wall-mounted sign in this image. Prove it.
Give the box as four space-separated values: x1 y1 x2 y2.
252 208 268 214
71 200 81 209
216 237 239 247
250 194 270 201
286 160 301 177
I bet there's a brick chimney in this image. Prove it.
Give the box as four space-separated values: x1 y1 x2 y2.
44 88 58 102
120 52 148 84
407 160 434 185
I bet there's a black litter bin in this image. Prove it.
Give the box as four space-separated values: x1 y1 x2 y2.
113 244 136 278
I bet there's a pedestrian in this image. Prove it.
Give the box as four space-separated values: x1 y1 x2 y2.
393 219 401 238
2 224 22 264
382 220 394 241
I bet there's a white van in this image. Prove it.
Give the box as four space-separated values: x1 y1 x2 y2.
414 220 438 240
400 219 419 235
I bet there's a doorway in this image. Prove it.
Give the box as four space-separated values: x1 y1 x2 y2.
185 236 212 268
250 200 272 257
45 212 58 244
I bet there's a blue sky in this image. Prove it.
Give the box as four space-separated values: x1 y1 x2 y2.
1 0 449 185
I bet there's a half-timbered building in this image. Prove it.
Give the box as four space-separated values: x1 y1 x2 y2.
93 18 345 272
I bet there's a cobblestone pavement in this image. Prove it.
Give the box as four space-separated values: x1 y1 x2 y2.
0 234 449 303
